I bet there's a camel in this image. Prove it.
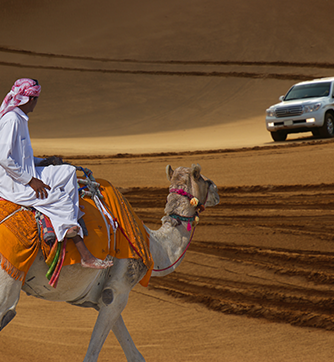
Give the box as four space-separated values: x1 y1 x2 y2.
0 163 220 362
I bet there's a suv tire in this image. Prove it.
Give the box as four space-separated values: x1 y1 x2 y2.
271 131 287 142
319 112 334 138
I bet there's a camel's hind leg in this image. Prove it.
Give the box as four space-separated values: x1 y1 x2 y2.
0 268 22 331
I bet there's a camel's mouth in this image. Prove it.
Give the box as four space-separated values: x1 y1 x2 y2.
205 181 220 207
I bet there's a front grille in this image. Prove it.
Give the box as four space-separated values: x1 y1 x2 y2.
293 120 306 124
275 105 303 118
274 120 307 126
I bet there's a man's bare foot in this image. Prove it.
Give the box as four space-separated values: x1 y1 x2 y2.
66 226 80 239
81 257 114 269
71 235 113 269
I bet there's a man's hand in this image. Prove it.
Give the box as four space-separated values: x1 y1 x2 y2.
28 177 51 199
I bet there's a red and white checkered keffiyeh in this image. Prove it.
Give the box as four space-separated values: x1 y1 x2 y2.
0 78 41 118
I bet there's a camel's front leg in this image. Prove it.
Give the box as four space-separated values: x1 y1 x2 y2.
112 315 145 362
0 268 22 331
83 291 130 362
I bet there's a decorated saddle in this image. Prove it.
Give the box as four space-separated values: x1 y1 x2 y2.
0 177 153 288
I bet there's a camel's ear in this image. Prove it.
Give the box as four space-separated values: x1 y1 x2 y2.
191 164 202 180
166 165 174 181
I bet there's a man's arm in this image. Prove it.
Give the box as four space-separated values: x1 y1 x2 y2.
0 117 51 198
0 118 32 185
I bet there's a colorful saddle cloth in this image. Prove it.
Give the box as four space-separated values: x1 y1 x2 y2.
0 179 153 287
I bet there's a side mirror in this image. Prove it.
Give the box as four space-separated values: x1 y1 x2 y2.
279 95 285 102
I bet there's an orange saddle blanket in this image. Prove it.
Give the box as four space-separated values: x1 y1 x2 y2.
0 179 153 287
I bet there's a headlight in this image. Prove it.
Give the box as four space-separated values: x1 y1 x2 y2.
266 108 275 117
303 103 321 113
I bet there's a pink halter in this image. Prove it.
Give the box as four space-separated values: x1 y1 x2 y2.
0 78 41 118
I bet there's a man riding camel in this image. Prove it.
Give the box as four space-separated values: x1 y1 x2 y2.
0 78 113 269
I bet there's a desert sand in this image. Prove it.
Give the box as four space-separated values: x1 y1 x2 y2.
1 1 334 361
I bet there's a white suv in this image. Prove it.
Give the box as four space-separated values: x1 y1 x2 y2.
266 77 334 141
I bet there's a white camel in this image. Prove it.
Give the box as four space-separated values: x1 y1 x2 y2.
0 164 219 362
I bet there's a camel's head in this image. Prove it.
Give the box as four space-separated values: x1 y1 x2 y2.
166 164 220 207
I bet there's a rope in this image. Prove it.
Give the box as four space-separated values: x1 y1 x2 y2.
107 214 196 272
76 168 200 274
149 184 209 272
93 195 118 252
77 167 118 254
152 226 196 272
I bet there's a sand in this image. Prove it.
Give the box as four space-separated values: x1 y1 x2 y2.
1 1 334 361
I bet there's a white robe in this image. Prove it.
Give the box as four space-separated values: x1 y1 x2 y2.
0 107 83 241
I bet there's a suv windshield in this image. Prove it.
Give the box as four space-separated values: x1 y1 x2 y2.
285 82 331 101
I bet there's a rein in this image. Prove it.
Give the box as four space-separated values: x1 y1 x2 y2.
77 169 209 274
152 225 196 272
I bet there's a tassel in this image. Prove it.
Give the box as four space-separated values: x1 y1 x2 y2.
187 222 192 232
194 215 200 226
49 238 67 288
46 241 62 280
190 197 199 207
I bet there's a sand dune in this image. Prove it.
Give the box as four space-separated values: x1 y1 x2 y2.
0 1 334 154
1 1 334 361
1 0 334 63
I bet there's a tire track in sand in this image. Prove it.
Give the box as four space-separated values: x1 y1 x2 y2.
0 46 332 80
122 185 334 330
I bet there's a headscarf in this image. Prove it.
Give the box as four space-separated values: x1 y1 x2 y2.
0 78 41 118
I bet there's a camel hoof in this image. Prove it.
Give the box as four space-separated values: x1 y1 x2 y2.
0 310 16 331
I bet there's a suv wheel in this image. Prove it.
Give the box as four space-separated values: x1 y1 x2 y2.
319 112 334 138
271 131 287 142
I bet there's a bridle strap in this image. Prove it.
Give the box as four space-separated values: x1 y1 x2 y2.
169 182 212 212
169 188 196 201
169 213 196 223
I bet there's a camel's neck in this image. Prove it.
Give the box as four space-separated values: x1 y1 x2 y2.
146 221 192 277
146 192 197 277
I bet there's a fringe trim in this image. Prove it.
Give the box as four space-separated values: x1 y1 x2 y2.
0 253 25 282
